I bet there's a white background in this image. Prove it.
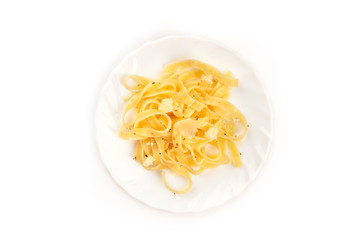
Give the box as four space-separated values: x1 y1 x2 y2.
0 0 359 239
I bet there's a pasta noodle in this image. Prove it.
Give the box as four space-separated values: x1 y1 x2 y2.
119 59 248 194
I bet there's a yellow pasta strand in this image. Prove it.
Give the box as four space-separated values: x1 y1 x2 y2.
119 59 247 194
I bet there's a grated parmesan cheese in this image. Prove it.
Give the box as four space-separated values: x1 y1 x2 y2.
175 119 198 138
205 127 218 139
143 155 155 167
158 98 174 113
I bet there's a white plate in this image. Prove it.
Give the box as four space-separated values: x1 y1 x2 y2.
95 36 273 212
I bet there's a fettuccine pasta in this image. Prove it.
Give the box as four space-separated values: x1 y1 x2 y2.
119 59 248 194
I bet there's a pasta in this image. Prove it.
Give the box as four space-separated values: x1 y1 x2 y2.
119 59 248 194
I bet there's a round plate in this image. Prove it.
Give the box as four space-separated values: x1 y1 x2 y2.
95 36 273 212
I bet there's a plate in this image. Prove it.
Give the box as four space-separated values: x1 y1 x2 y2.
95 36 273 212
